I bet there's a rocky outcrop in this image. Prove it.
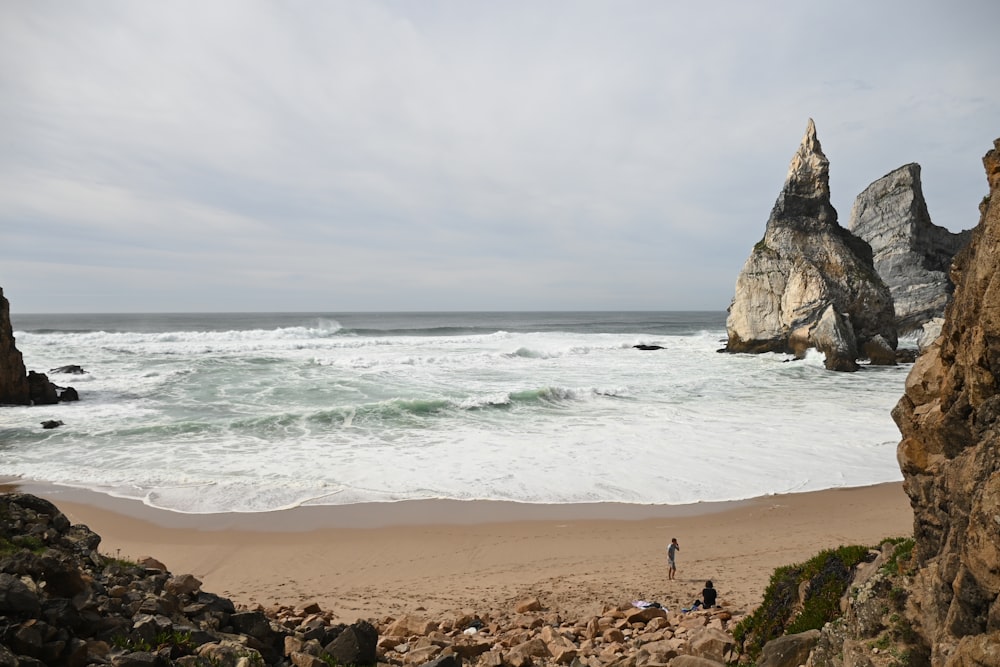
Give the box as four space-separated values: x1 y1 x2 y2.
848 163 972 333
726 120 898 371
0 287 78 406
891 138 1000 664
0 287 30 405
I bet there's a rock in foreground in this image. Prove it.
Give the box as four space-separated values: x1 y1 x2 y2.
890 138 1000 664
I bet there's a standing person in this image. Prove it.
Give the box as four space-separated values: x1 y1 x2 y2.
667 537 680 580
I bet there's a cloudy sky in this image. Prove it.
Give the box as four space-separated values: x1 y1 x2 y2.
2 1 997 313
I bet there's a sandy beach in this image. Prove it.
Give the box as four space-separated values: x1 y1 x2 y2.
3 481 913 624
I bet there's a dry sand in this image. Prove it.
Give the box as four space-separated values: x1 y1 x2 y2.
5 481 913 623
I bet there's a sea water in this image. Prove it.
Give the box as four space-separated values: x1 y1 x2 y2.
0 311 907 514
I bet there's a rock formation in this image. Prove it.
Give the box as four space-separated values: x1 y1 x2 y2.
892 138 1000 663
0 286 30 405
726 120 898 371
0 286 77 406
848 163 972 333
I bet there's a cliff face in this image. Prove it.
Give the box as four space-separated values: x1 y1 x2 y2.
849 163 972 333
726 120 898 371
892 139 1000 663
0 287 29 405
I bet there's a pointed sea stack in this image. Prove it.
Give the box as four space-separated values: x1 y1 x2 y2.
848 163 972 333
725 119 897 371
0 287 30 405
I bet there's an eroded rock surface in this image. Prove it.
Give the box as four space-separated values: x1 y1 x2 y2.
726 120 897 371
848 163 972 333
892 138 1000 664
0 287 29 405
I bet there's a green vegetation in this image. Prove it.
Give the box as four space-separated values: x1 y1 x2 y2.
0 534 46 554
111 630 195 654
732 544 874 662
880 537 915 576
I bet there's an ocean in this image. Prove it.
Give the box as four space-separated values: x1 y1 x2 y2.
1 311 908 514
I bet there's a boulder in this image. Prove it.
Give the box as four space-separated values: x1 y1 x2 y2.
809 304 858 371
861 334 897 366
514 597 543 613
667 656 726 667
504 637 550 667
26 371 58 405
726 120 897 371
686 627 735 663
848 163 972 333
891 138 1000 664
757 629 820 667
634 639 679 666
323 620 377 666
385 613 437 637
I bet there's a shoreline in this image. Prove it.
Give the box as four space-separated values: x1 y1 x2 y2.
0 477 753 529
1 479 914 622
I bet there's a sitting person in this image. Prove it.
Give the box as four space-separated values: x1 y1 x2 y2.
701 580 718 608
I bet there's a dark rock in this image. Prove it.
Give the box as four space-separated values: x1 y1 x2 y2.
26 371 59 405
59 386 79 402
420 655 463 667
110 651 170 667
633 344 665 350
41 419 64 429
0 287 29 405
324 620 378 666
0 572 42 615
49 365 88 375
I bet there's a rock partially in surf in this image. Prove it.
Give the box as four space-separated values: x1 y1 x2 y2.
725 119 897 371
40 419 63 429
49 365 87 375
0 287 29 405
797 304 857 372
27 371 59 405
861 335 896 366
58 386 79 402
633 344 665 351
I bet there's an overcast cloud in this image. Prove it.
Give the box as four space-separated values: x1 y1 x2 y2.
2 1 998 313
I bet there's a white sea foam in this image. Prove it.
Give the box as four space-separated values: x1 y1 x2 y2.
1 313 908 514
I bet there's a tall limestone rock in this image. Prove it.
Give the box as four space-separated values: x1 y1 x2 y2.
726 120 898 371
0 287 30 405
849 163 972 333
892 138 1000 664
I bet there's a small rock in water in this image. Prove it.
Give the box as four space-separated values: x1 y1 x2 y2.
50 365 88 374
41 420 64 429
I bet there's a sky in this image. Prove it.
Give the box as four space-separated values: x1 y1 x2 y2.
2 1 998 314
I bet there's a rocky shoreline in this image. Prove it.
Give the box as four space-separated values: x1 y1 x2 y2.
1 491 749 666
